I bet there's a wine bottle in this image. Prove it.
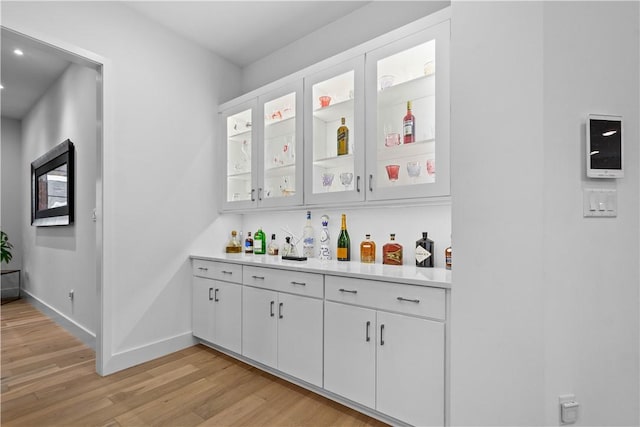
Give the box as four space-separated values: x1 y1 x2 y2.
403 101 415 144
254 228 266 255
267 234 279 256
302 210 315 258
382 233 403 265
360 234 376 264
445 245 452 270
415 232 434 268
337 117 349 156
244 231 254 254
337 214 350 261
319 215 331 260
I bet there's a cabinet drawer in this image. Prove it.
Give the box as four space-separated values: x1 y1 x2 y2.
243 266 323 299
325 275 445 320
192 259 242 283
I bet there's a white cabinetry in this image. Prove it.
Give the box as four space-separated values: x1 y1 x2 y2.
242 266 323 387
324 275 445 426
191 260 242 353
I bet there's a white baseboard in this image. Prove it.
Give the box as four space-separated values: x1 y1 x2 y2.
103 332 197 375
21 289 97 349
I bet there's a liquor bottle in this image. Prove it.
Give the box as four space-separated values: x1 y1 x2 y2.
267 234 279 256
403 101 415 144
302 210 315 258
445 245 452 270
319 215 331 260
415 232 434 268
254 227 266 255
382 233 403 265
225 230 242 253
360 234 376 264
244 231 253 254
337 117 349 156
282 236 297 257
337 214 350 261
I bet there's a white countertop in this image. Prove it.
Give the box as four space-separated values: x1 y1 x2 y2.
190 253 451 289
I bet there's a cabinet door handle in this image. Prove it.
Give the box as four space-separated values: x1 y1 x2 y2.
369 174 374 192
278 302 283 319
258 187 263 200
380 324 385 346
290 281 306 286
270 301 275 317
208 288 214 301
198 267 209 271
251 188 256 202
356 175 361 193
222 270 233 275
366 321 371 342
397 297 420 304
214 288 219 302
338 288 357 294
252 275 265 280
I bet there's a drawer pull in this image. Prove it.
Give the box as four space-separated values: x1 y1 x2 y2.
214 288 219 302
397 297 420 304
198 267 209 271
252 275 265 280
380 324 385 346
270 301 275 317
279 302 284 319
365 320 371 342
222 270 233 275
290 281 306 286
208 288 214 301
339 288 357 294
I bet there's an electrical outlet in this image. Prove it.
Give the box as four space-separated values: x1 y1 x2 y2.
559 394 579 424
68 289 74 300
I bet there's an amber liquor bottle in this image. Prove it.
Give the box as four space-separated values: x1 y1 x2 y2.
337 117 349 156
244 231 254 254
360 234 376 264
382 233 403 265
415 232 434 268
403 101 415 143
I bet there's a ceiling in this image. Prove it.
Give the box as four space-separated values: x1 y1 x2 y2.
0 1 371 120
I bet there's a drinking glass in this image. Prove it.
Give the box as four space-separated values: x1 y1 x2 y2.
385 165 400 182
426 159 435 176
406 161 421 182
340 172 353 190
321 172 334 191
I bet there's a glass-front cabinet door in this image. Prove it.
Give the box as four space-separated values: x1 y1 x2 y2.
222 100 258 211
258 81 303 208
365 20 450 201
304 57 365 205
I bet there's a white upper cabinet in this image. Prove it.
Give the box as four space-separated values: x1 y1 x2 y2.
304 57 366 205
365 20 450 201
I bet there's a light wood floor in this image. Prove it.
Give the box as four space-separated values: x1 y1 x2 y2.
1 299 387 426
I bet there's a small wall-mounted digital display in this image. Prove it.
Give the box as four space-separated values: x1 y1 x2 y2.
587 114 623 178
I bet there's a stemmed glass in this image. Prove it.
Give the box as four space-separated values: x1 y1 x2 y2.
340 172 353 191
321 172 334 192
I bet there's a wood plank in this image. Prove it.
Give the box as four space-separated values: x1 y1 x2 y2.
1 299 387 426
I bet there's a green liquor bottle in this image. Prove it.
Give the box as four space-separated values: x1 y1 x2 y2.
254 227 266 255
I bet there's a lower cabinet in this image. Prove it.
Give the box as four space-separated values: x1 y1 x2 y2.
192 277 242 354
242 285 323 387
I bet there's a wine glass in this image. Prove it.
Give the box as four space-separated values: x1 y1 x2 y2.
321 172 334 191
340 172 353 191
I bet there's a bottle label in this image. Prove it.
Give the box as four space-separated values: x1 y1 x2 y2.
254 238 263 253
337 247 348 259
319 245 331 260
384 249 403 265
403 119 413 136
415 245 431 263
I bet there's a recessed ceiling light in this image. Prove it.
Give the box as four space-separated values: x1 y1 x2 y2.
0 84 4 90
14 49 24 56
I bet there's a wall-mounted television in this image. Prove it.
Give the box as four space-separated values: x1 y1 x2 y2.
31 139 75 226
586 114 623 178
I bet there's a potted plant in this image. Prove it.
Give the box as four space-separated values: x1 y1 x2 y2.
1 231 13 264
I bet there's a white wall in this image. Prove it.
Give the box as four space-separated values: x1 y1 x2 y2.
1 117 23 270
2 1 242 374
450 1 639 426
542 2 639 425
20 63 98 334
241 1 450 93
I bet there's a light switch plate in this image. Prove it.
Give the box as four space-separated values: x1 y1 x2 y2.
583 188 617 217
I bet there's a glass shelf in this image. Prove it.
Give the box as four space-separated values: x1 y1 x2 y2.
313 99 354 122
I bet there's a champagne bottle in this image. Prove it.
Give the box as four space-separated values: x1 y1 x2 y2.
403 101 415 144
360 234 376 264
302 210 315 258
415 232 434 268
319 215 331 260
244 231 254 254
254 228 266 255
337 117 349 156
382 233 403 265
337 214 350 261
